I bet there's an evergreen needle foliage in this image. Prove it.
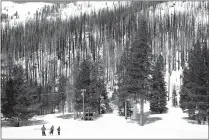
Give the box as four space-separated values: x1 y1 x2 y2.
180 41 209 123
150 55 167 113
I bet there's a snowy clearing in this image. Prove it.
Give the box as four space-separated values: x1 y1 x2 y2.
2 105 208 139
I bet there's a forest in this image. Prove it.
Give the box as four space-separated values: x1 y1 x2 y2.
1 1 209 126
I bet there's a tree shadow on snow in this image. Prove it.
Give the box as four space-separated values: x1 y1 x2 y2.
182 117 208 125
1 119 47 127
58 113 104 121
144 116 162 125
21 120 48 126
92 113 103 121
56 114 74 119
148 107 169 115
144 111 162 125
126 111 162 125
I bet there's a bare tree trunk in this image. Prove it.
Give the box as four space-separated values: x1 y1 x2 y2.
140 98 144 126
168 72 170 101
133 101 137 120
125 101 127 119
74 110 76 119
62 99 64 116
98 97 101 114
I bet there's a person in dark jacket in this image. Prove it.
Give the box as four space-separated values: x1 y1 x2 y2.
49 125 54 135
41 125 46 136
57 126 60 135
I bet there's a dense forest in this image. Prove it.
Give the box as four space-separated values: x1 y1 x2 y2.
1 1 208 125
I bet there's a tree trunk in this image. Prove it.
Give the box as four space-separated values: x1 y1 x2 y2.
62 99 64 116
125 101 127 119
98 97 101 114
168 73 170 101
140 98 144 126
133 102 137 120
74 111 76 119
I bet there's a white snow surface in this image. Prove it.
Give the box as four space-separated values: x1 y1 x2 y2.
2 1 129 27
2 104 208 139
61 1 128 20
1 2 53 27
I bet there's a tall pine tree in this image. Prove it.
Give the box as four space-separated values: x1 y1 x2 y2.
74 58 91 112
2 65 40 120
180 41 209 124
124 18 151 126
150 55 167 113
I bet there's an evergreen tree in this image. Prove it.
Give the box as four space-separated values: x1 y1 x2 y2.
117 44 131 116
74 55 111 114
58 74 67 114
123 18 151 125
150 55 167 113
2 65 40 120
97 78 112 114
2 78 16 118
74 57 91 112
180 41 209 124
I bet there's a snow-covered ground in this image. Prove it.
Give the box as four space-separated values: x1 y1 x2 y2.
2 103 208 139
1 1 129 27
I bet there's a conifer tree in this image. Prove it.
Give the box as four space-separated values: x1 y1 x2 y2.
1 78 16 118
58 74 67 114
74 58 91 112
124 18 151 125
180 41 209 124
2 65 40 120
150 55 167 113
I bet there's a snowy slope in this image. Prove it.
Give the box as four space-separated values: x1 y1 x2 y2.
1 2 53 26
147 1 208 26
2 1 129 26
61 1 129 20
2 105 208 139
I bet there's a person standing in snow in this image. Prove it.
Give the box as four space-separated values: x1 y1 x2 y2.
41 125 46 136
49 125 54 135
57 126 60 135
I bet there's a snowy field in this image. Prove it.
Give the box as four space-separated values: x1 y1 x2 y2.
2 103 208 139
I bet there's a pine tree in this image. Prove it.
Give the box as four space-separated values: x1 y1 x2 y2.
124 18 151 126
2 78 16 118
180 41 209 124
2 65 40 121
150 55 167 113
117 46 130 98
74 57 91 112
97 78 112 114
117 46 131 116
58 74 67 115
91 56 111 114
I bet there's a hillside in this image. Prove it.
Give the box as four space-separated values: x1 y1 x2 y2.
1 2 208 137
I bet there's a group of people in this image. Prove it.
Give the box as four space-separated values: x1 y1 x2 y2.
41 125 60 136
